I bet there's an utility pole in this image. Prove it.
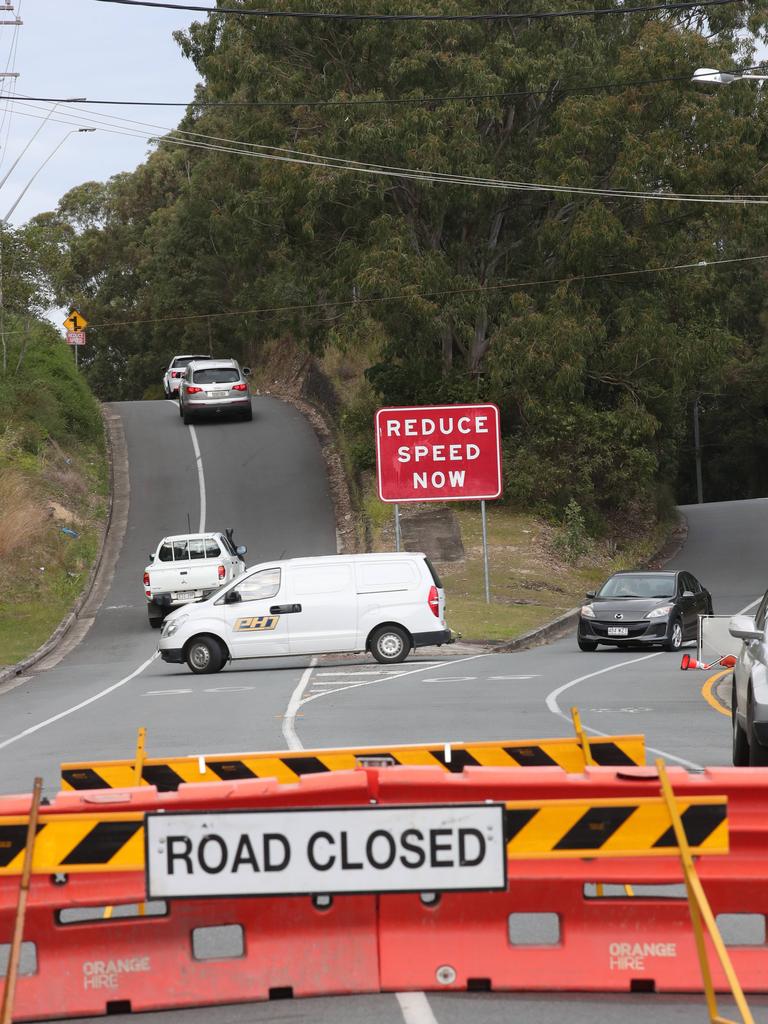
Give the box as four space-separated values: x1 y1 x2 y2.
0 1 22 32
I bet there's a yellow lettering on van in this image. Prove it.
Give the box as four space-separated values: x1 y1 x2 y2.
234 616 279 632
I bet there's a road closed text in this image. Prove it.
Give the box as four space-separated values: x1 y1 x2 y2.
146 805 506 897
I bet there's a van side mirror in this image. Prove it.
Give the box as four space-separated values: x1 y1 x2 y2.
224 589 242 604
148 553 155 561
236 545 247 556
729 615 762 641
585 591 595 600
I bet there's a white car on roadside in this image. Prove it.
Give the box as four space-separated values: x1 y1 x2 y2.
144 531 247 628
158 552 450 673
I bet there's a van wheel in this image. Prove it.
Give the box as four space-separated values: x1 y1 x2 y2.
369 625 411 664
185 635 224 674
732 679 749 766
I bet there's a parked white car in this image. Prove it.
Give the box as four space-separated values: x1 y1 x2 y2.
729 594 768 765
158 552 450 673
144 531 247 628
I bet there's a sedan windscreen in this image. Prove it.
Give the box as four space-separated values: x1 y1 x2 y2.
598 575 675 599
193 368 240 384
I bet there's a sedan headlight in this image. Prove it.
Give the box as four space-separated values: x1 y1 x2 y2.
161 613 189 638
581 605 596 618
646 605 674 619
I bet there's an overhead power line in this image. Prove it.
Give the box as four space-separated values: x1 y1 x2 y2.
93 0 745 23
10 100 768 206
86 253 768 331
0 66 759 109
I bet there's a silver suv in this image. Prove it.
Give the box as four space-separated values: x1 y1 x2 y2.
179 359 252 424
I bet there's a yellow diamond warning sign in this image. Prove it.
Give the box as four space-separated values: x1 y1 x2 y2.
63 308 88 332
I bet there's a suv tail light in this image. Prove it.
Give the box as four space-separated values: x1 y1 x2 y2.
143 571 150 587
428 585 440 617
231 382 248 392
218 564 226 580
186 385 203 394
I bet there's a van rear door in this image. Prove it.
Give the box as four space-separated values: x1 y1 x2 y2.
286 562 358 655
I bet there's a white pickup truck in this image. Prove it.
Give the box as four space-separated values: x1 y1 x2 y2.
143 531 247 628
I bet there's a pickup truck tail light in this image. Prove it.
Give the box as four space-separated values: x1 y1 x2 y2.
428 585 440 617
143 571 150 587
186 385 203 394
218 564 226 580
231 382 248 392
171 371 181 378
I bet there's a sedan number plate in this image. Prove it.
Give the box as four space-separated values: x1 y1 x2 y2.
172 590 203 601
607 626 629 637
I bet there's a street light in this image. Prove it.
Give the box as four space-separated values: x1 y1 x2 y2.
3 127 96 223
692 67 768 85
0 100 86 194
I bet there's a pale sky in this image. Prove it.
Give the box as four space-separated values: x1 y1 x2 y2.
0 0 199 225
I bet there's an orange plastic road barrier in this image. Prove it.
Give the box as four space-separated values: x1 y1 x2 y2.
681 653 737 671
0 765 764 1019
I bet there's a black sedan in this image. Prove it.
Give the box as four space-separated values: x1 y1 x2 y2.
577 570 713 652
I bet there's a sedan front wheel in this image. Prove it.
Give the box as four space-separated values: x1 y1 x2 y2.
662 618 683 652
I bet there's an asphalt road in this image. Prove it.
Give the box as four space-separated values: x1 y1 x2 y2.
2 401 767 1023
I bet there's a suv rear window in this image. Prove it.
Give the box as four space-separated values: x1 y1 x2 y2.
172 355 207 369
424 557 443 589
193 367 239 384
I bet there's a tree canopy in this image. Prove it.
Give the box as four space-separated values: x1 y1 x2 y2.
31 0 768 518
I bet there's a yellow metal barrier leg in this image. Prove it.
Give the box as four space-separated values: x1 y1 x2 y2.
1 777 43 1024
104 728 148 921
656 758 754 1024
570 707 595 767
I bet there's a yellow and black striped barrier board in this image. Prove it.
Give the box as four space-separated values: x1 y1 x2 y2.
0 813 145 875
61 735 646 791
0 796 726 875
503 796 728 859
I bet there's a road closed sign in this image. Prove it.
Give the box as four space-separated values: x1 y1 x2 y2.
375 403 502 502
145 804 505 898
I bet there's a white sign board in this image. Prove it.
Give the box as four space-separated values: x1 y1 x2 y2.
145 804 506 898
698 615 742 663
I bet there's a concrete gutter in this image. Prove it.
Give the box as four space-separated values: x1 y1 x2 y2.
0 407 127 687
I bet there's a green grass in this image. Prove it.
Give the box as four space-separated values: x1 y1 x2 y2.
369 499 673 643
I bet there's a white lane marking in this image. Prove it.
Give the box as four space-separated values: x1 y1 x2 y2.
397 992 440 1024
188 424 206 532
489 674 540 680
299 654 491 707
0 652 159 752
282 657 318 750
544 652 704 770
145 688 193 696
422 676 477 682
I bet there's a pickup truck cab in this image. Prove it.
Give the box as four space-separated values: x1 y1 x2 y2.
144 532 247 628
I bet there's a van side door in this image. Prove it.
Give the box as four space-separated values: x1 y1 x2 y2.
218 567 290 658
286 562 358 655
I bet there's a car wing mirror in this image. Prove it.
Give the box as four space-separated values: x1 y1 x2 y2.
729 615 763 641
242 367 252 376
682 590 695 598
585 591 596 600
224 589 242 604
236 545 247 556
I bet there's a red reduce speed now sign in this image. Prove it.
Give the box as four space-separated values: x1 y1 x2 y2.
376 403 502 503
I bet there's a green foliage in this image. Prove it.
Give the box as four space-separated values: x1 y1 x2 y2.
26 0 768 518
553 499 590 565
0 316 104 457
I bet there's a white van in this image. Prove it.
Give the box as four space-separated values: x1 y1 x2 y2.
158 553 451 674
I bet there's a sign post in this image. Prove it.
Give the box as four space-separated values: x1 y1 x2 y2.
375 403 502 602
63 309 88 369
